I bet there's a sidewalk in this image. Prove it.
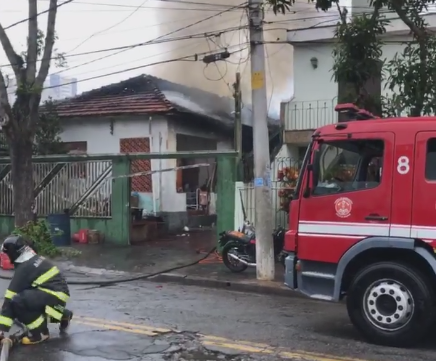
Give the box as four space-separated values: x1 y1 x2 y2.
148 261 299 297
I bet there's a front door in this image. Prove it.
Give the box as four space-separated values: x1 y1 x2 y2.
297 132 394 263
411 132 436 244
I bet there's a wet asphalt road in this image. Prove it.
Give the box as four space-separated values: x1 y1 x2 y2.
1 279 436 361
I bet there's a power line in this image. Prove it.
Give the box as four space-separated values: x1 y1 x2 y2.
58 1 246 61
45 0 238 9
43 44 248 91
3 0 75 31
59 39 206 79
0 24 247 70
62 13 242 42
54 25 247 75
66 0 149 53
6 43 247 95
45 1 247 75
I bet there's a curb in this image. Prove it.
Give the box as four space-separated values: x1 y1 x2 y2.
148 273 306 298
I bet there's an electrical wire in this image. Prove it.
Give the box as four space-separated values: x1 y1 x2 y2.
3 0 75 31
5 42 247 96
0 2 246 72
55 7 245 76
65 1 246 56
47 2 247 75
54 39 206 78
52 24 247 74
66 0 150 54
0 24 247 70
39 0 238 9
203 38 229 85
41 43 248 91
61 12 242 42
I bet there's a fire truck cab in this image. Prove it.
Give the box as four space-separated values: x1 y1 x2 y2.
284 104 436 347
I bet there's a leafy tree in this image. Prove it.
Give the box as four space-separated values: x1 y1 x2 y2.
0 99 64 156
34 99 64 155
0 0 64 226
265 0 436 117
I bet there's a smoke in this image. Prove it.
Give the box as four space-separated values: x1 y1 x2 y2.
142 0 332 120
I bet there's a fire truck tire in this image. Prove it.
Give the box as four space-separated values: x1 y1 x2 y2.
346 261 436 348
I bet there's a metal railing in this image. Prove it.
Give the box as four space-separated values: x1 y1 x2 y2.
0 160 112 217
284 98 338 130
235 157 303 229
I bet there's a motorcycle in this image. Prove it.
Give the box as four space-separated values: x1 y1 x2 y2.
218 221 285 273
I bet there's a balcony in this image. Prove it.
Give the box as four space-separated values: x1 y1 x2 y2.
283 99 338 131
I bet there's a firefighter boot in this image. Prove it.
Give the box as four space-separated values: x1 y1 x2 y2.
21 318 49 345
60 309 73 332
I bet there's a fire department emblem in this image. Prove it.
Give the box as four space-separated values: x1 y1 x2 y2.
334 197 353 218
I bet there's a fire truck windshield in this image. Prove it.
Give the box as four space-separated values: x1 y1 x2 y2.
312 139 383 195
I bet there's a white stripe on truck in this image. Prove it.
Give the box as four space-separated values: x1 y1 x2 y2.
298 221 436 241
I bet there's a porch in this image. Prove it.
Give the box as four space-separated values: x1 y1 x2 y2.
282 98 338 137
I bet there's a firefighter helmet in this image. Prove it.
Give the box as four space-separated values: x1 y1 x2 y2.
1 235 34 264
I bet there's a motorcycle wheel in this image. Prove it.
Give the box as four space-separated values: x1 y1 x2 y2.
222 244 249 273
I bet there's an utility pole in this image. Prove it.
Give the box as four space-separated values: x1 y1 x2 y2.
248 0 274 281
233 72 242 160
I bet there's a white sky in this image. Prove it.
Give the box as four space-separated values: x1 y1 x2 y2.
0 0 346 117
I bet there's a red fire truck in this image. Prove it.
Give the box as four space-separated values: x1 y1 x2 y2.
284 104 436 347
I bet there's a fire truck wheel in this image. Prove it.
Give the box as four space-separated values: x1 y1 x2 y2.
346 261 435 348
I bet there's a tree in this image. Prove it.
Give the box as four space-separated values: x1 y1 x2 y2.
0 99 64 156
0 0 63 226
34 99 64 155
265 0 436 117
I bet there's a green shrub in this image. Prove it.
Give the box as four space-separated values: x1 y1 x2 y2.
12 220 61 258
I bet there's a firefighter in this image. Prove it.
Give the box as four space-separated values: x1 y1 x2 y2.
0 235 73 345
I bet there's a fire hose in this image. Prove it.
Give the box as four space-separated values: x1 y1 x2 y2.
0 338 12 361
0 321 28 361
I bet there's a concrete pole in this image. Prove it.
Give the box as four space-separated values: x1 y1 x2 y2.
234 72 242 161
248 0 275 281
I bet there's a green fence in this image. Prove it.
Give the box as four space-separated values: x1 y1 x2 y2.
0 151 237 245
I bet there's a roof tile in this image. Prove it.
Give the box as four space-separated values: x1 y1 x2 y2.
55 75 174 118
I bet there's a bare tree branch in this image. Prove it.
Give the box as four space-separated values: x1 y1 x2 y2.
390 1 425 37
26 0 39 84
36 0 58 88
0 25 23 80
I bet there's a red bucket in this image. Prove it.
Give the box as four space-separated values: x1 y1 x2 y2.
0 252 13 270
78 229 89 244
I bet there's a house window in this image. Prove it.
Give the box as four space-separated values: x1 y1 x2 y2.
120 137 152 193
425 138 436 180
62 141 87 178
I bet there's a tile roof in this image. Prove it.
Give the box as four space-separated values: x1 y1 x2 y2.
52 74 280 128
54 75 174 118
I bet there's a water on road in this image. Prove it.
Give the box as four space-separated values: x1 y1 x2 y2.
1 279 435 361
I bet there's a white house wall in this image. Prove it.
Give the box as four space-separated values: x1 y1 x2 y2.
60 116 169 214
288 35 413 130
